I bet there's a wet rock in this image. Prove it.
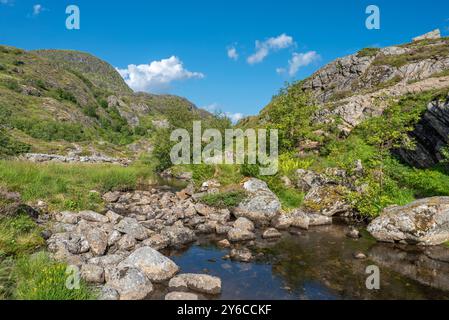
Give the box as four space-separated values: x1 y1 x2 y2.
230 248 253 262
118 247 179 282
168 273 222 295
271 213 293 230
81 264 105 284
367 197 449 245
79 210 109 223
217 239 231 248
233 217 255 231
165 292 199 300
114 217 149 241
290 210 310 230
308 213 332 226
106 267 153 300
196 221 218 234
228 228 256 242
234 178 281 224
347 228 361 239
262 228 282 239
353 252 367 260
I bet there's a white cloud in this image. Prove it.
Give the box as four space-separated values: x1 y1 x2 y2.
202 103 244 124
247 34 294 65
32 4 42 15
227 46 239 60
277 51 320 76
116 56 205 93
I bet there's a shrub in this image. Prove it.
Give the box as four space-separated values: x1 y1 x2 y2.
200 190 247 208
357 47 380 58
2 79 21 92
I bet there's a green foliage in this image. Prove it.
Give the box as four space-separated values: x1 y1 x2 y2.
52 88 78 104
373 42 449 68
1 79 21 92
261 83 318 152
0 160 155 211
357 47 380 58
278 152 314 177
82 105 98 119
200 190 247 208
0 215 44 257
12 118 87 142
0 129 31 157
0 64 6 71
13 252 96 300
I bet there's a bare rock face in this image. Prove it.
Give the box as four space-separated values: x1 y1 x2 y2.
304 185 350 217
367 197 449 245
234 179 281 224
168 273 222 295
413 29 441 42
395 96 449 168
117 246 179 282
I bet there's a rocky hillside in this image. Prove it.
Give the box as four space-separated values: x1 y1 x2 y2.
241 30 449 168
0 45 213 158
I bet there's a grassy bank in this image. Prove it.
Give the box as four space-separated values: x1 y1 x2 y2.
0 160 156 212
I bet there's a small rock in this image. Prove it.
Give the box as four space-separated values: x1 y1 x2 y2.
230 248 253 262
79 210 109 223
81 264 105 284
115 217 149 241
142 234 170 251
353 252 367 260
117 234 137 251
169 273 222 295
106 210 122 224
165 292 199 300
262 228 282 239
228 228 256 242
99 286 120 300
103 191 121 203
194 203 213 216
271 214 292 230
108 230 122 246
84 228 108 256
217 239 231 248
290 210 310 230
347 228 361 239
233 217 255 231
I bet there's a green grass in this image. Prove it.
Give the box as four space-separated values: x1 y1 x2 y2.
357 47 380 58
0 214 44 257
13 252 96 300
0 160 155 211
200 190 247 208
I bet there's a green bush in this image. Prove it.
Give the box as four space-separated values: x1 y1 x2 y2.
2 79 21 92
12 118 87 142
200 190 247 208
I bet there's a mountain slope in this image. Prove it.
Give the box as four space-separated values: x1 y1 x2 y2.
241 32 449 168
0 45 216 158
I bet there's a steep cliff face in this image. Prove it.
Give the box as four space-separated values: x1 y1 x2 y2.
395 94 449 168
246 30 449 169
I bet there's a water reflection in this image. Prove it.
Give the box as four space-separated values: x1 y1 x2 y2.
153 224 449 300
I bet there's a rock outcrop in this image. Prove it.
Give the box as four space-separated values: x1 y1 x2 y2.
368 197 449 245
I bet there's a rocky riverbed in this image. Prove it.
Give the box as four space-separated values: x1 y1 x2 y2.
33 176 449 300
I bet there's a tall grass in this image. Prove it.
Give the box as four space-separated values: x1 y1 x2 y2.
0 160 155 211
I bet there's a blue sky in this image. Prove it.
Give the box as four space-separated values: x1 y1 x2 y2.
1 0 449 120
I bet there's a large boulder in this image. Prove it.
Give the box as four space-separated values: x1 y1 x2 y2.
118 247 179 282
234 179 281 224
303 185 350 217
367 197 449 246
161 223 196 247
